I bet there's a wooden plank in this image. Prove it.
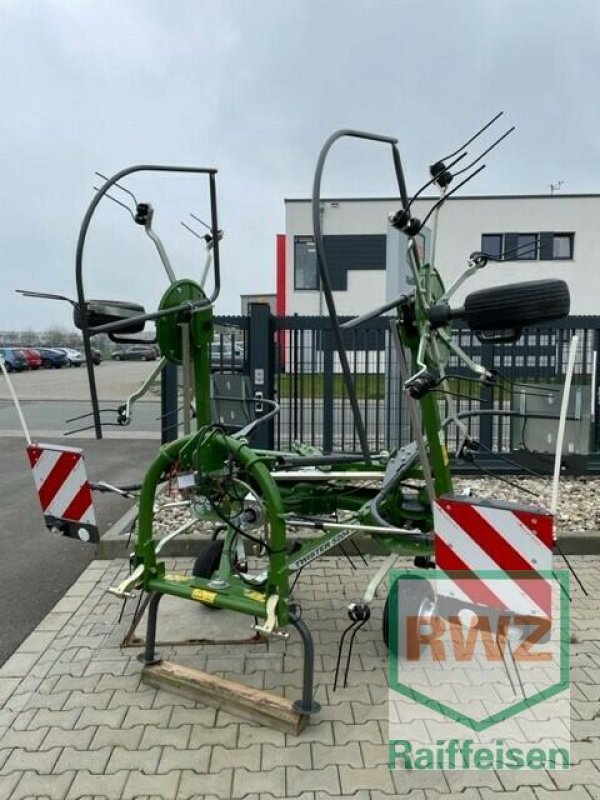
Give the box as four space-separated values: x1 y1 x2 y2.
141 660 308 735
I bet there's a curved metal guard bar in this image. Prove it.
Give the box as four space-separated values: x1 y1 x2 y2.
75 164 221 439
312 130 410 461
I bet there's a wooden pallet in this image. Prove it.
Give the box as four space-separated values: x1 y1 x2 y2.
142 660 308 735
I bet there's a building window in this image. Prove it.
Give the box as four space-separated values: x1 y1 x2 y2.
294 237 319 290
480 232 574 261
516 233 538 260
481 234 503 259
553 233 574 260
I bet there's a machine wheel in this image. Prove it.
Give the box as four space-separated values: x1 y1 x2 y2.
382 576 436 654
464 279 569 332
192 540 224 609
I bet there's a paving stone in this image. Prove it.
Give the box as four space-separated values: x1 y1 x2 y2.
240 724 284 748
535 787 597 800
54 675 103 694
17 631 58 654
0 678 21 705
0 726 49 751
139 723 191 750
290 721 334 746
445 769 503 791
498 767 557 790
121 769 181 799
189 722 237 750
480 789 537 800
75 707 126 729
0 773 21 799
109 688 156 709
83 660 126 677
262 742 311 769
178 768 233 798
94 673 141 692
390 766 451 793
0 653 41 679
333 719 383 745
312 741 362 769
53 745 112 775
158 744 211 773
551 758 600 790
23 691 70 711
9 770 76 800
105 745 161 774
42 726 96 751
63 690 114 712
210 743 261 772
121 706 171 728
3 746 62 774
89 724 144 750
337 764 395 794
232 766 286 797
168 705 216 728
360 740 389 767
36 613 72 633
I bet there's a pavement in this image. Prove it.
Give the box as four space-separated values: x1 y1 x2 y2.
0 554 598 800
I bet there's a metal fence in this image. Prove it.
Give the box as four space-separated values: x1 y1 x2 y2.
206 309 600 471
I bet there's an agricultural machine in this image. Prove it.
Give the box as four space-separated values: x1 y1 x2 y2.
13 113 576 716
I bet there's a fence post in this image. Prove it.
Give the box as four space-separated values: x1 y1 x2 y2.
323 328 334 453
479 341 494 450
161 361 179 444
248 303 274 449
594 329 600 452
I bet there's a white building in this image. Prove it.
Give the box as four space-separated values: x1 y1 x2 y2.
278 194 597 317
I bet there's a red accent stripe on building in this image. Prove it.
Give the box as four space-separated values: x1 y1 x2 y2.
435 538 507 609
38 452 79 511
61 483 93 522
276 234 286 316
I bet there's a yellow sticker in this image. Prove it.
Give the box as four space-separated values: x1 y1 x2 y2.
165 574 190 583
191 588 217 604
244 590 266 603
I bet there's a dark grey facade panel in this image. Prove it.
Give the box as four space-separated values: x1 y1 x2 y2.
294 234 387 291
322 234 386 291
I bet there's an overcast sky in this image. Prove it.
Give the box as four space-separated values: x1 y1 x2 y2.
1 0 599 330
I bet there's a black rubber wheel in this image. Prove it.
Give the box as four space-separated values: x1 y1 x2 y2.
464 279 569 332
192 539 224 579
192 540 224 609
382 576 436 654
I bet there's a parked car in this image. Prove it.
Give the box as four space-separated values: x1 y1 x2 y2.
20 348 42 370
211 341 244 372
90 348 102 366
56 347 84 367
112 344 157 361
0 347 28 372
37 348 69 369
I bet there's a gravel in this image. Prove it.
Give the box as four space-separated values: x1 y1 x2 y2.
150 475 600 540
453 475 600 533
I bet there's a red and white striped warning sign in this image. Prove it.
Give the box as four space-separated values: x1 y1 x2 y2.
26 443 97 542
434 495 554 618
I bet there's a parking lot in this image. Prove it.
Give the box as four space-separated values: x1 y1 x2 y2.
0 361 158 404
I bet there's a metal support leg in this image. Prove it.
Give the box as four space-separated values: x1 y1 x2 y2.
137 592 162 665
290 612 321 715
